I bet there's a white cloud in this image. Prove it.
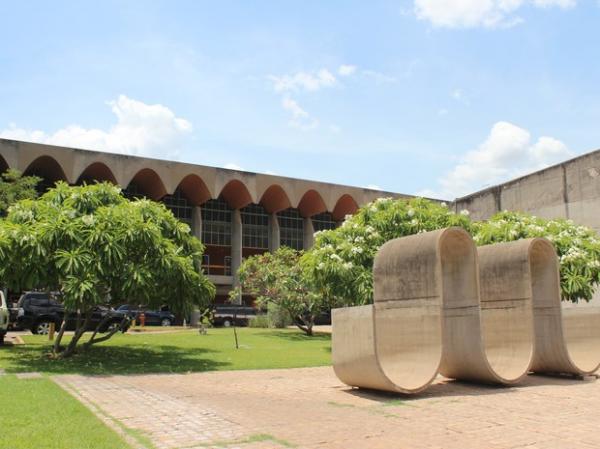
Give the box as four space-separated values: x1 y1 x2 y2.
361 70 397 83
281 97 318 130
329 124 342 133
338 64 357 76
0 95 192 158
224 163 245 171
414 0 575 29
420 121 572 199
268 69 336 93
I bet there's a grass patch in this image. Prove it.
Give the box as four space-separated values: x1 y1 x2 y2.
0 375 131 449
0 328 331 375
197 433 295 448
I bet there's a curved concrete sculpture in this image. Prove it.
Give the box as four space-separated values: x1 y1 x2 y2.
478 238 600 376
437 231 534 385
333 227 535 393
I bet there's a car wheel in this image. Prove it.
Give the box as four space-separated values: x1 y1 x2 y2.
33 321 51 335
223 319 232 327
160 318 171 327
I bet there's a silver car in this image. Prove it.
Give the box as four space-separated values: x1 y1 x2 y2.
0 291 8 344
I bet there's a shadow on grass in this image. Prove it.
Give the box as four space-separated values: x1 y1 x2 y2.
254 330 331 342
1 344 229 376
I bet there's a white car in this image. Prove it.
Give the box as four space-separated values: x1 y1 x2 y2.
0 291 8 344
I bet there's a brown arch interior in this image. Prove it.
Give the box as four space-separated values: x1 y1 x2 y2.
260 185 292 214
219 179 252 209
0 155 8 174
127 168 167 200
297 189 327 218
76 162 117 185
23 156 68 187
176 174 211 206
332 194 358 221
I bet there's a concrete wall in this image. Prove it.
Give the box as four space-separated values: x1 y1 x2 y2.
454 149 600 233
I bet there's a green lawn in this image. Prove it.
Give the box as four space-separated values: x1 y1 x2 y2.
0 327 331 375
0 375 131 449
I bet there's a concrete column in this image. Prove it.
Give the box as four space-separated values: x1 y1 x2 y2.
230 209 243 305
303 217 315 250
191 206 203 241
269 213 280 253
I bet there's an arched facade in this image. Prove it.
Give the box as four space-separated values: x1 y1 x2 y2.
76 162 117 185
0 137 410 306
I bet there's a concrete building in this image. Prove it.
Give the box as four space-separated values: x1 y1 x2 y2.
0 138 411 303
4 137 600 304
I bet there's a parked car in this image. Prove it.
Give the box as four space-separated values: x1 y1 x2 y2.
116 305 175 326
0 291 8 344
211 304 258 327
16 292 129 335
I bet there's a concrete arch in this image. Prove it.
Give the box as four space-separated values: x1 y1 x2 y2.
259 184 292 214
297 189 327 218
480 238 600 376
23 155 68 185
175 174 212 206
219 179 253 209
76 162 118 185
126 168 167 200
332 194 359 221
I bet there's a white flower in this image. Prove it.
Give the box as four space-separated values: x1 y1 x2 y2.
407 208 415 217
81 214 95 226
351 246 363 255
317 262 325 270
460 209 470 216
343 262 353 269
440 202 447 208
329 254 342 262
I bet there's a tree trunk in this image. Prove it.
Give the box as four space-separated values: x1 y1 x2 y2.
52 319 67 356
59 309 91 358
83 316 129 348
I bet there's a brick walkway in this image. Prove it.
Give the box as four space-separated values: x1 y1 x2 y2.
55 367 600 449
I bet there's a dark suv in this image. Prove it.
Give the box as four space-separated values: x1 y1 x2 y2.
212 305 258 327
16 292 129 335
116 305 175 326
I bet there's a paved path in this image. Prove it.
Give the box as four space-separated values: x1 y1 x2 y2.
55 367 600 449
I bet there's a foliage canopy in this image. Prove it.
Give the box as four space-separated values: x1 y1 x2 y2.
302 197 600 306
0 182 215 356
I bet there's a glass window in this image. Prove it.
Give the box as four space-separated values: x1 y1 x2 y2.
162 189 193 226
201 199 232 246
241 204 269 249
278 208 304 250
122 182 146 200
312 212 337 232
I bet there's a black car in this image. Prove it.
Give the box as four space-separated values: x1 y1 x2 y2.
116 305 175 326
16 292 129 335
211 305 258 327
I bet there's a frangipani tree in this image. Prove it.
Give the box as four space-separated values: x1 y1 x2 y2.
474 211 600 302
0 182 215 357
302 197 600 306
302 197 471 306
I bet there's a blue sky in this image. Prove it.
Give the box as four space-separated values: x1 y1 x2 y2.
1 0 599 200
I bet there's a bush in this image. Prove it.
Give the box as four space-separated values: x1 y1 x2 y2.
248 314 270 328
267 303 293 328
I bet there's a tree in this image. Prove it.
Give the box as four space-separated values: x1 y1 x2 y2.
0 169 41 215
302 197 471 307
303 197 600 306
0 182 215 357
235 247 325 336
